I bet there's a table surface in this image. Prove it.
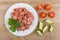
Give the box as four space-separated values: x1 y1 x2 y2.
0 0 60 40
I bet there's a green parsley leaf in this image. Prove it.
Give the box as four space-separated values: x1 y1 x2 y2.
8 18 17 25
15 20 20 28
9 25 16 32
8 18 20 32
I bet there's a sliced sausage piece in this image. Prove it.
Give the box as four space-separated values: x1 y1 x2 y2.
14 12 18 16
20 26 25 31
14 8 18 12
20 22 24 27
17 12 24 20
17 27 21 31
22 8 27 12
27 17 33 22
21 19 27 25
28 13 34 20
12 15 17 20
27 21 32 25
11 12 15 17
23 15 28 20
18 7 22 13
17 15 22 20
25 25 29 29
19 12 25 16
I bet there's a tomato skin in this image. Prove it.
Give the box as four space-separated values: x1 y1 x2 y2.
37 4 43 10
44 4 52 10
39 12 47 18
48 11 55 18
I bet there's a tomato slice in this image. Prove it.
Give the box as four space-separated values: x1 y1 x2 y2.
48 11 55 18
36 4 43 10
39 12 47 18
44 4 52 10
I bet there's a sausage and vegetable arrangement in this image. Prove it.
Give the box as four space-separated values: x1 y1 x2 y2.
8 3 55 36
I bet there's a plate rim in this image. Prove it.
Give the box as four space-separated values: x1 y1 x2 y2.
4 3 38 36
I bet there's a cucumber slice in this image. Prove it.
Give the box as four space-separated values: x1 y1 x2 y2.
43 25 48 33
45 19 53 24
37 30 43 36
49 25 54 32
39 22 43 30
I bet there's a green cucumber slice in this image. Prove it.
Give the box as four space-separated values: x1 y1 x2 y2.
43 25 48 33
39 22 43 30
37 30 43 36
49 25 54 32
45 19 53 24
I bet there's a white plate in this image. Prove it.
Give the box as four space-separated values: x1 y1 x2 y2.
5 3 38 36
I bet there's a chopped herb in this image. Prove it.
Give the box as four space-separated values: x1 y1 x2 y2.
8 18 20 32
8 18 17 25
15 20 20 28
9 25 16 32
